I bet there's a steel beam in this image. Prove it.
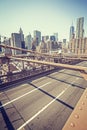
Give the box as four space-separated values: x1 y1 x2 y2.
7 56 87 80
62 88 87 130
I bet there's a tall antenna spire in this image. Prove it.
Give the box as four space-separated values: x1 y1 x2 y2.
19 27 23 34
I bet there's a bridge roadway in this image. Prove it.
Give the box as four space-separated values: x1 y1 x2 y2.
0 61 87 130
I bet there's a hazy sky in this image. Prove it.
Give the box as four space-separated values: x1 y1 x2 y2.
0 0 87 40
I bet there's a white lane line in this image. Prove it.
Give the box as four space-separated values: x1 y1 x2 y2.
59 69 65 72
76 77 79 80
5 84 29 92
20 84 29 87
33 77 45 82
51 72 58 75
0 82 51 109
17 88 68 130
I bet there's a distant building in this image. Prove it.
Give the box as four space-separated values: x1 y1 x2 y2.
0 36 7 53
62 39 69 53
76 17 84 38
11 33 22 55
39 41 48 53
42 35 49 42
33 30 41 46
4 38 12 55
42 36 44 42
63 39 67 44
51 41 59 51
58 41 62 49
54 33 58 41
69 37 87 54
25 33 32 50
50 35 56 41
31 39 36 51
69 25 74 40
21 41 26 54
68 17 86 54
19 27 24 41
0 35 2 52
11 28 25 55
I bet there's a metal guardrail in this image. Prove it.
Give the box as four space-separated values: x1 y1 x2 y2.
8 56 87 73
0 67 55 87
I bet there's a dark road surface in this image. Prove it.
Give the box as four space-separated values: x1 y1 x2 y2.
0 61 87 130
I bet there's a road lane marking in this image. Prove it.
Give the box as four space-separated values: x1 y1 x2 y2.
4 84 29 92
17 88 68 130
32 77 46 82
76 77 79 80
0 82 51 109
20 84 29 87
59 69 65 72
50 72 58 75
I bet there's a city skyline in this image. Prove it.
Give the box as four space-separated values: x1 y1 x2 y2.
0 0 87 40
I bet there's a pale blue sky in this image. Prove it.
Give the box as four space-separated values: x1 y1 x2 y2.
0 0 87 40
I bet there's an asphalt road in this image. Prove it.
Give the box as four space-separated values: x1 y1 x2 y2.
0 61 87 130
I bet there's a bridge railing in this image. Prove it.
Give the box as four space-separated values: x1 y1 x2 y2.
0 65 55 86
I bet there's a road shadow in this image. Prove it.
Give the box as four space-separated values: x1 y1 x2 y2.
47 75 85 90
58 71 82 78
0 102 15 130
0 68 60 91
29 82 74 110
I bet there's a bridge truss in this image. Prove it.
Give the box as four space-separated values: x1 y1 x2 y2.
0 44 87 130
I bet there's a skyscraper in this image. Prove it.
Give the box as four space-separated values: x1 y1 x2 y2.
11 28 25 55
50 35 56 41
54 33 58 41
11 33 22 55
19 27 24 41
69 24 74 40
0 35 2 52
25 33 32 50
76 17 84 38
63 39 67 44
33 30 41 46
42 35 49 42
